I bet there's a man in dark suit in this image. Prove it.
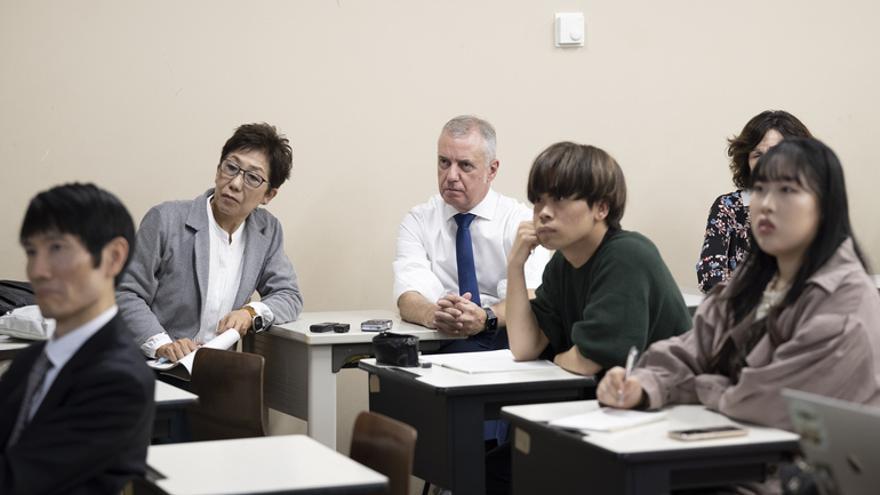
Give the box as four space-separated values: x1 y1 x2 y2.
0 183 155 495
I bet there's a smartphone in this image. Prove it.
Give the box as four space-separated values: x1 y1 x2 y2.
667 425 747 441
361 319 393 332
311 322 350 333
310 322 337 333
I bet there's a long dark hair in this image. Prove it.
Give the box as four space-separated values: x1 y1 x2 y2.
709 138 868 377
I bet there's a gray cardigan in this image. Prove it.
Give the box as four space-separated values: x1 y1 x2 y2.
117 190 303 346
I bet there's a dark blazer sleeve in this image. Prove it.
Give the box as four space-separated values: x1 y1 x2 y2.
0 326 155 495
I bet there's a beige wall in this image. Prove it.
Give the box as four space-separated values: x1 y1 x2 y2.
3 0 879 453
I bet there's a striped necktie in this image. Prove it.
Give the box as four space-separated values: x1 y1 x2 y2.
7 351 53 447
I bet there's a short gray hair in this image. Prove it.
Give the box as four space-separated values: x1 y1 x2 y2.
441 115 497 162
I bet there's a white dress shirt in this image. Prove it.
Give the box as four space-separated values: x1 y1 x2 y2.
32 305 118 420
393 189 551 305
140 197 273 357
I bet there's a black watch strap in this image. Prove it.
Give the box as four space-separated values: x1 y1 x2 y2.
483 307 498 332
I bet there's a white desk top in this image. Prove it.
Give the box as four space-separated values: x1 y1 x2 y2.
361 351 591 389
154 380 198 406
148 434 387 495
681 276 879 311
269 309 459 345
503 400 798 455
679 290 704 309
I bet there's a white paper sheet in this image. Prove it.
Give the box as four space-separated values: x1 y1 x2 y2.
420 349 557 374
147 328 241 374
549 407 667 432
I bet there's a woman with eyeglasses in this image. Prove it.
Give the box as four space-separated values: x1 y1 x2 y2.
696 110 812 294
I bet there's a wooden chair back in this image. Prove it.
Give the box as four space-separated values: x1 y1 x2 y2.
187 348 266 440
349 411 418 495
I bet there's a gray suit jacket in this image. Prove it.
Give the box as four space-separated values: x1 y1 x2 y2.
117 189 303 346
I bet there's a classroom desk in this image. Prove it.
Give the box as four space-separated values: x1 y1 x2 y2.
502 400 800 495
249 309 459 449
679 288 704 315
0 335 31 361
147 434 387 494
153 380 198 443
359 354 595 495
682 276 880 315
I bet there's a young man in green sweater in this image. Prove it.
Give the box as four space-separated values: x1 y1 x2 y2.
506 142 692 375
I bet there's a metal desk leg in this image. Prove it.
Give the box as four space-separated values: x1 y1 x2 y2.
307 345 337 448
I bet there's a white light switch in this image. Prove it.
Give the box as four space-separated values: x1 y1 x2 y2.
555 12 585 47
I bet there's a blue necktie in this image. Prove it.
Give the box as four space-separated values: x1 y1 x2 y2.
454 213 481 306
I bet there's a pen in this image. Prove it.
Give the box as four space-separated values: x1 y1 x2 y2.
619 345 639 406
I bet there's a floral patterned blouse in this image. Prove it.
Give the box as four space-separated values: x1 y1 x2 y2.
696 190 751 293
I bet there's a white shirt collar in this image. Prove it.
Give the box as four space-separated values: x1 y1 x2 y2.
44 305 117 370
442 188 499 222
206 195 245 244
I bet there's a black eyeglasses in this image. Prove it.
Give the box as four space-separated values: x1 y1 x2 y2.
218 161 268 189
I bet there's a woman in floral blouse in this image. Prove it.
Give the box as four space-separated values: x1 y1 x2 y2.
696 110 812 293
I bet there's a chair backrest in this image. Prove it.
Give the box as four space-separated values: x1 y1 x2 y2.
349 411 418 495
188 348 266 440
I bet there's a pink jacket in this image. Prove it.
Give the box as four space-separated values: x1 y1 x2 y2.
633 239 880 430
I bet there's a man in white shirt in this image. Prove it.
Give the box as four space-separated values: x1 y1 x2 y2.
0 183 154 494
117 123 304 361
394 115 550 352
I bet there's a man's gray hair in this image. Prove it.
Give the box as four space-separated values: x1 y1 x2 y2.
441 115 497 162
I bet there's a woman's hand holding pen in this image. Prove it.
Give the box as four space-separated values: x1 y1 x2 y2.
597 366 645 409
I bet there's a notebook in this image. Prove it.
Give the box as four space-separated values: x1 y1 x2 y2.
783 388 880 495
549 407 667 432
146 328 240 380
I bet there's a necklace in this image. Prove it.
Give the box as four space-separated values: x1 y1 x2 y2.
756 276 790 320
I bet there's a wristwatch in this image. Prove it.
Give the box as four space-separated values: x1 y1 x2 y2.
242 305 265 333
483 307 498 333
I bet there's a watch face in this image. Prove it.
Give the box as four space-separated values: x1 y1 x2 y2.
253 315 264 332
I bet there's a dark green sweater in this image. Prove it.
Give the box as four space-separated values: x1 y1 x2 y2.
530 229 692 368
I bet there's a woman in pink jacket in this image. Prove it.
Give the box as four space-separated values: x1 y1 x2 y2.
598 137 880 430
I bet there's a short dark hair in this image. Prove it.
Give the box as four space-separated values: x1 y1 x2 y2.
220 123 293 189
527 142 627 230
20 183 136 285
727 110 812 189
710 138 868 377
